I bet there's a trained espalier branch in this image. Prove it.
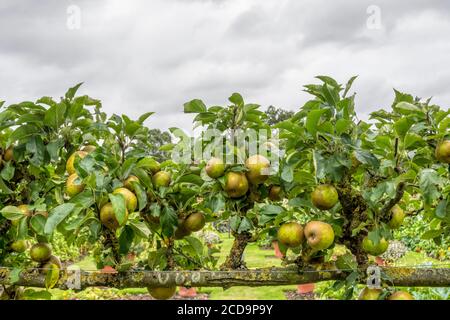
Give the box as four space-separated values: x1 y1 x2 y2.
1 266 449 290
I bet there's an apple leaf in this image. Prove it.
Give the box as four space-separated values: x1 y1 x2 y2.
109 193 127 226
44 203 76 235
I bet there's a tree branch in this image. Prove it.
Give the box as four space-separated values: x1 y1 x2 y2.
0 267 449 290
380 182 406 221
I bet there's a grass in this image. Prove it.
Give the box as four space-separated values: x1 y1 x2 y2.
197 234 297 300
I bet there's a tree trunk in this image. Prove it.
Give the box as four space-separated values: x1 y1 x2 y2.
221 232 252 270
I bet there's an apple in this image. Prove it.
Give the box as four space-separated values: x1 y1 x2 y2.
435 140 450 163
245 155 270 185
113 187 138 212
152 171 171 188
311 184 339 210
30 243 52 262
224 172 249 198
41 255 63 271
148 159 161 174
205 157 225 179
174 218 191 240
10 240 28 253
100 203 128 230
183 212 206 232
147 286 177 300
388 205 405 229
387 291 414 300
268 185 282 201
66 173 85 198
66 151 88 175
304 221 335 251
123 175 140 190
3 147 14 162
358 287 382 300
277 222 304 248
362 236 389 256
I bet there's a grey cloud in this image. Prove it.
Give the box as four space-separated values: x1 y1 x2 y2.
0 0 449 131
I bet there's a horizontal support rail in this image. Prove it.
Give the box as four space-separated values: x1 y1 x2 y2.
0 267 449 290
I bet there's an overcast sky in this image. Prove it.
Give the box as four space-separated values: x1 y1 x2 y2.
1 0 449 133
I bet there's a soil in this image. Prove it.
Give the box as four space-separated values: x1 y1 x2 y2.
284 290 317 300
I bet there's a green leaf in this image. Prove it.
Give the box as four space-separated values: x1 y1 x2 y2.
18 217 28 239
160 206 178 236
45 264 60 290
393 102 423 115
368 230 381 245
184 99 207 113
131 181 147 211
394 117 414 138
137 112 154 124
343 76 358 98
435 199 449 220
65 83 83 100
44 103 67 129
119 225 134 254
0 206 24 220
421 229 443 240
0 176 13 194
30 214 46 235
184 236 204 257
7 124 39 145
354 150 380 168
228 93 244 106
9 268 21 284
258 204 284 225
109 193 127 226
281 165 294 183
128 220 151 238
419 169 442 205
205 194 225 213
177 174 204 186
44 203 76 235
306 109 327 136
335 118 352 134
237 216 253 233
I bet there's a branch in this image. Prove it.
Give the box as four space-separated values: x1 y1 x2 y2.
1 267 449 290
379 182 406 220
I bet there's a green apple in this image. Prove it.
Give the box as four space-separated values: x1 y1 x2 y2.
358 287 382 300
388 205 405 229
147 286 177 300
224 172 249 198
205 157 225 179
277 222 304 248
30 243 52 262
311 184 339 210
362 236 389 256
245 155 270 185
304 221 335 251
435 140 450 163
